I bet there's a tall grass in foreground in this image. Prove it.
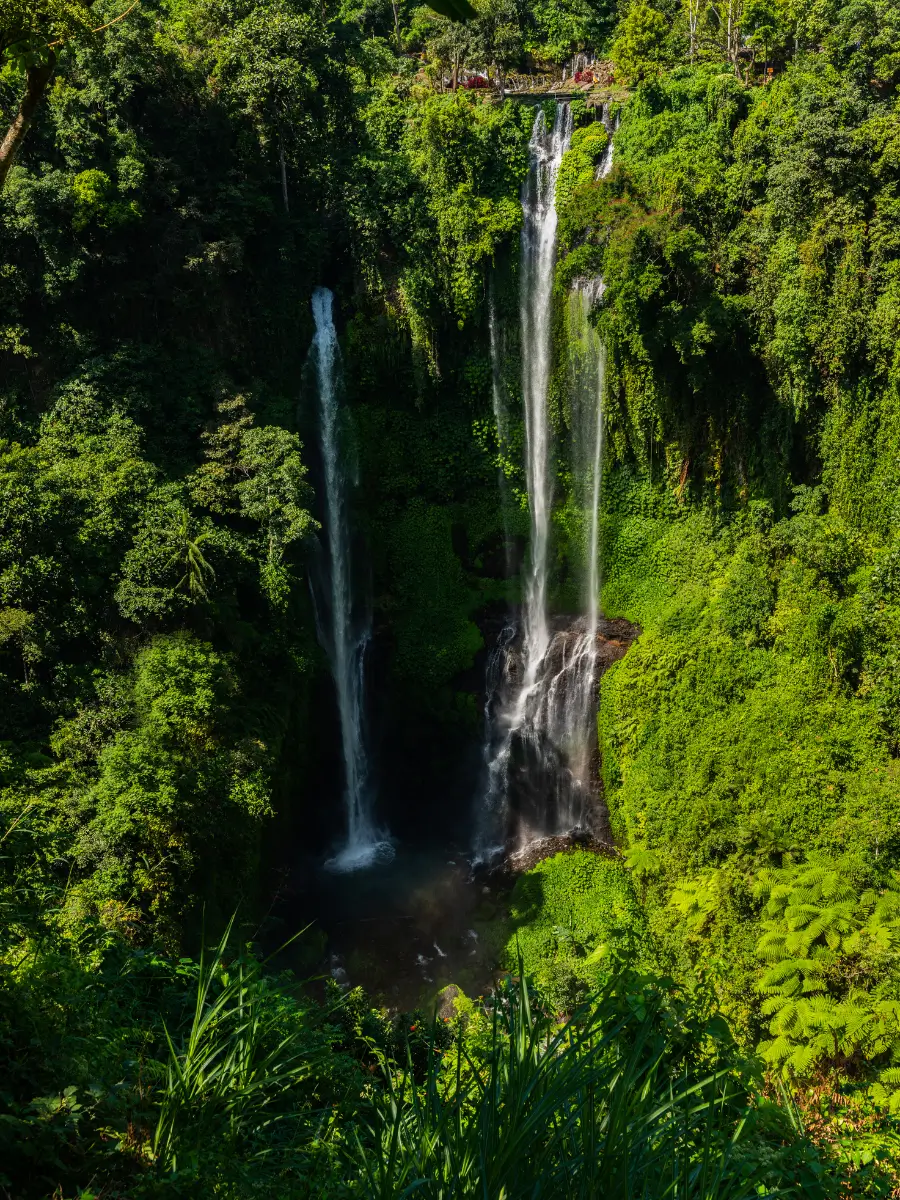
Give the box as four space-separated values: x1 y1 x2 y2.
355 968 818 1199
151 928 824 1197
153 918 324 1183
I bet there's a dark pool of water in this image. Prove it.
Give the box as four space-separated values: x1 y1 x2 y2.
275 842 514 1011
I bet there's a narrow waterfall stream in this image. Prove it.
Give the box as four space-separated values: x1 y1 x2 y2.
488 285 513 571
571 278 606 642
519 101 573 685
573 118 616 643
310 287 392 871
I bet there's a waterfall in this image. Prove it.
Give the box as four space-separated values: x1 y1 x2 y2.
488 292 508 455
519 101 573 682
578 114 614 637
488 285 513 573
475 101 619 860
507 274 606 843
586 334 605 637
475 103 573 860
310 287 392 872
568 278 607 642
473 289 517 861
596 104 616 179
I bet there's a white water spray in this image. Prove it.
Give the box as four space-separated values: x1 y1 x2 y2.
519 101 573 681
488 293 508 455
511 274 607 838
475 104 572 859
488 285 513 573
310 287 392 871
578 106 615 640
596 104 616 179
475 104 621 859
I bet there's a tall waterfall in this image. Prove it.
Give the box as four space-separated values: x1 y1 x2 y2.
578 106 615 640
475 103 619 861
475 103 573 859
519 101 573 683
488 285 513 573
310 287 391 871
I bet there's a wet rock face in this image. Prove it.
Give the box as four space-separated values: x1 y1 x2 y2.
479 615 639 856
506 830 617 873
595 617 640 669
505 615 638 845
436 983 463 1022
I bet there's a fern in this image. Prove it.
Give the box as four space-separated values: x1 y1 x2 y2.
753 855 900 1083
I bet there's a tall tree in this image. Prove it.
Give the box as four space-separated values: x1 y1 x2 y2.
0 1 96 188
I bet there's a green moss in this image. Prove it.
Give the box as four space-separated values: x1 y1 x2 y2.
505 849 650 1012
594 467 900 1056
387 499 484 688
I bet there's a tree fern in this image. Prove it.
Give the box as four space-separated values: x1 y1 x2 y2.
753 855 900 1095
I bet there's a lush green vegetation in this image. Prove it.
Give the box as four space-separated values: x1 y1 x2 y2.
4 0 900 1191
0 913 836 1195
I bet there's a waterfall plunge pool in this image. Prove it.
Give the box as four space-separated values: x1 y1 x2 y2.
277 842 514 1011
273 615 638 1012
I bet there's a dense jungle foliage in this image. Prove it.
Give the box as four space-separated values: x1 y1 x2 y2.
2 0 900 1191
554 1 900 1187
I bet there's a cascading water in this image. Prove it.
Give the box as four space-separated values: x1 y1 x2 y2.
569 279 607 626
571 108 614 646
519 101 573 680
488 292 508 464
475 104 622 861
498 276 607 847
596 103 617 179
310 287 392 871
475 103 573 859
